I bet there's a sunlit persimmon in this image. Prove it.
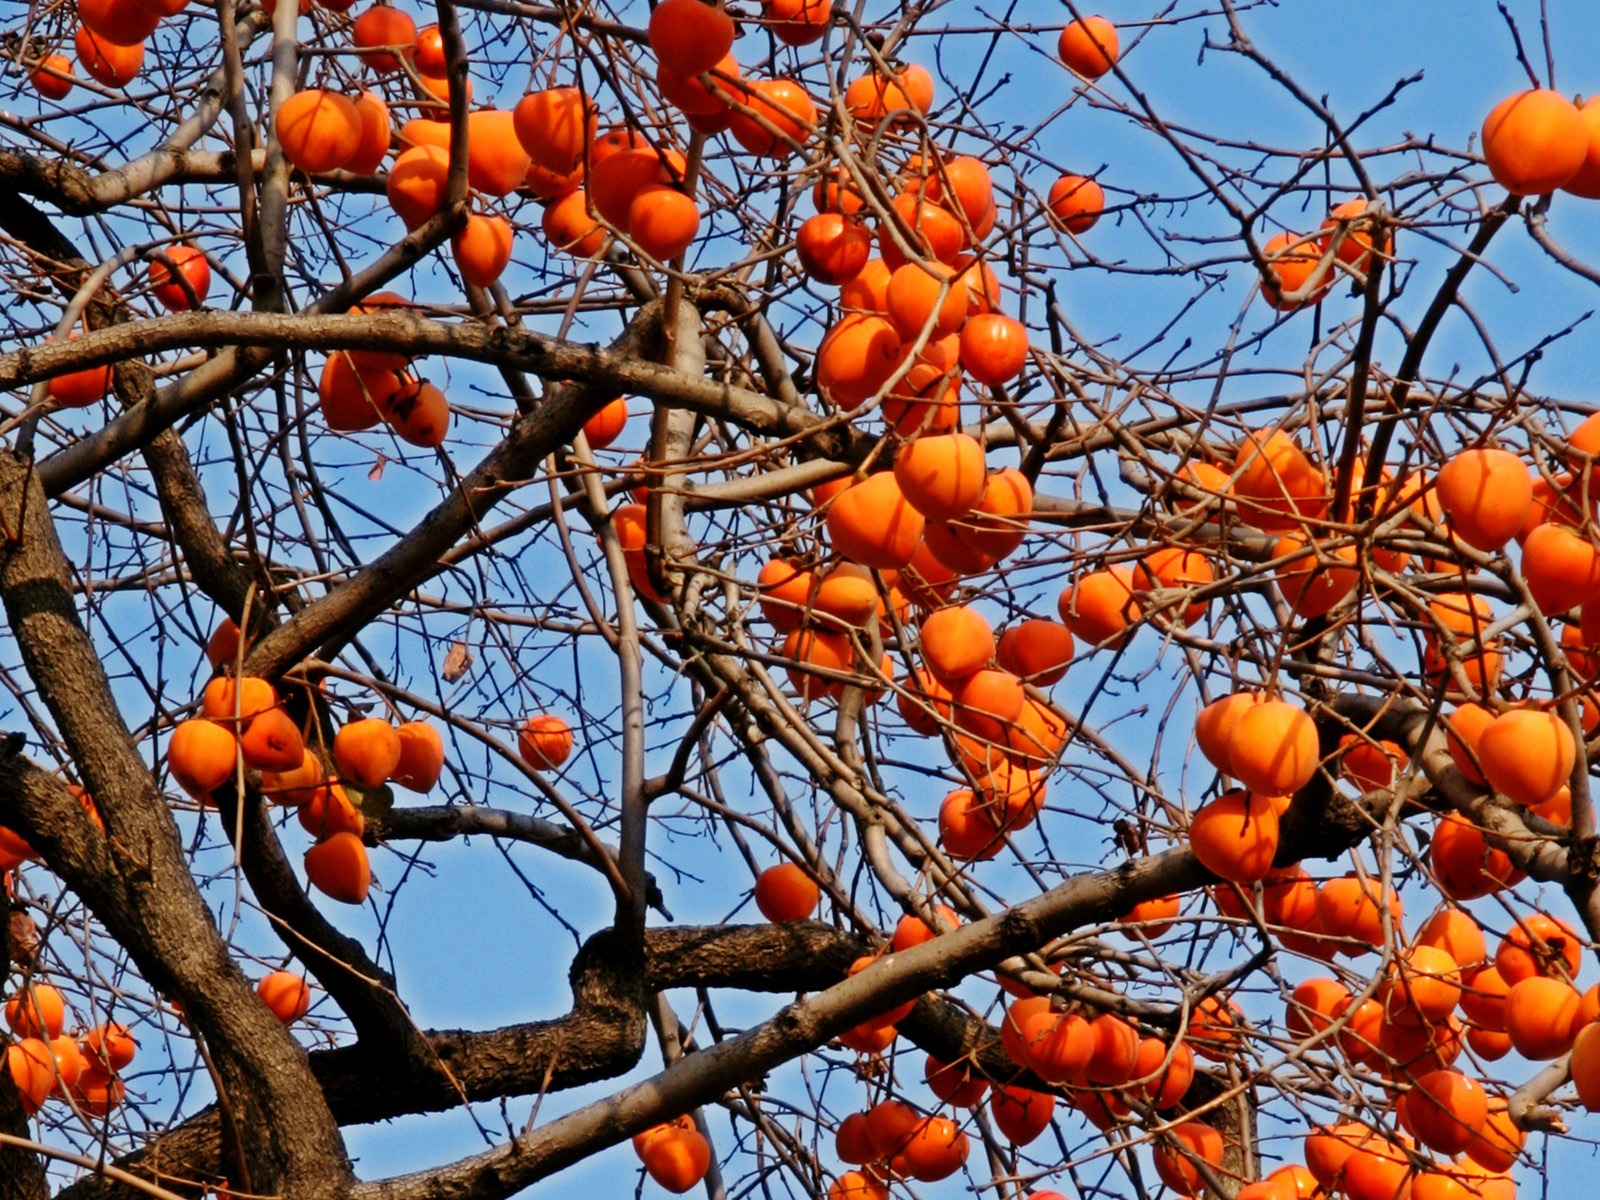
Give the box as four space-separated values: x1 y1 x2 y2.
1496 911 1582 984
543 189 607 257
261 748 329 808
76 27 144 89
753 862 820 922
1189 789 1280 883
727 78 816 157
1272 531 1359 618
257 970 312 1023
989 1084 1054 1145
938 787 1002 860
391 721 444 793
796 213 872 286
1434 447 1532 552
1230 429 1328 531
386 144 450 230
1481 88 1587 194
1317 874 1401 954
1046 173 1105 234
168 718 238 796
351 5 417 73
826 473 925 570
1058 14 1119 78
1226 698 1318 797
1132 545 1214 627
1477 707 1573 808
78 0 161 47
333 717 401 788
1152 1120 1224 1195
996 619 1074 686
1058 565 1139 647
304 831 371 905
276 89 362 175
519 714 573 770
1260 231 1331 310
894 433 986 521
924 1054 988 1107
816 313 902 410
1505 975 1581 1059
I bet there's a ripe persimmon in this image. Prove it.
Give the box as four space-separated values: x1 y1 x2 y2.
627 185 700 260
1401 1075 1484 1158
958 313 1028 386
996 619 1074 686
825 473 925 570
880 336 961 435
319 352 406 432
1272 532 1359 619
796 213 872 285
815 313 902 410
333 718 401 788
201 675 277 725
989 1084 1054 1145
844 65 935 127
1229 429 1328 531
1189 789 1280 883
1320 198 1389 272
6 1038 53 1114
5 984 65 1040
1477 708 1573 808
1260 231 1330 310
276 90 362 175
1505 975 1581 1059
937 787 1002 860
894 433 986 521
1058 15 1119 78
753 862 819 922
240 708 306 773
386 144 449 230
304 831 371 905
1152 1120 1224 1196
542 189 607 257
297 782 365 840
727 78 816 157
1496 911 1582 984
351 5 417 73
74 29 144 90
78 0 161 46
168 718 238 796
647 0 735 78
82 1022 136 1073
1132 545 1214 627
392 721 444 792
1046 173 1104 234
1226 698 1319 797
828 1171 887 1200
1434 447 1532 552
1317 874 1400 953
519 714 573 769
451 213 515 288
513 88 595 175
919 605 994 682
1522 523 1600 614
1482 88 1588 194
260 748 328 808
1057 565 1139 647
464 110 531 197
257 970 311 1023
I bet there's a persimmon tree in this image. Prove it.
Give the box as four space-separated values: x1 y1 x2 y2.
4 2 1600 1199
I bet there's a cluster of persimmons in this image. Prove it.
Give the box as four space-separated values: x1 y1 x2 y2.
739 280 1600 1198
14 2 1600 1198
